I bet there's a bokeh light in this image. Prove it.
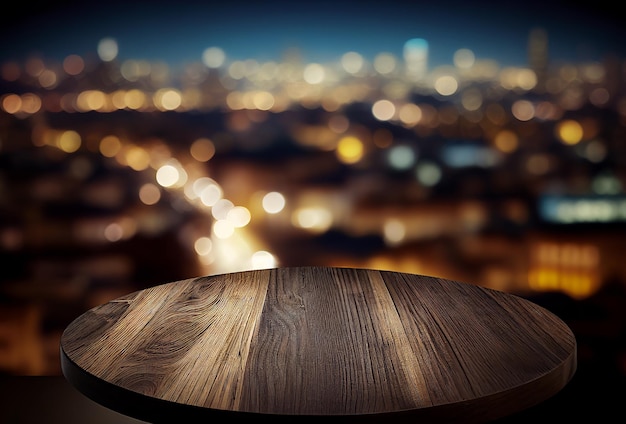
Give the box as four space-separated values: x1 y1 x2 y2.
433 75 458 96
97 38 118 62
139 183 161 205
202 47 226 68
372 100 396 121
190 138 216 162
388 145 416 170
262 192 286 214
303 63 325 84
251 251 277 269
63 54 85 76
336 135 364 164
453 48 475 69
556 119 584 145
341 51 364 75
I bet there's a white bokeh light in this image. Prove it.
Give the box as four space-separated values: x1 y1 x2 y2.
251 251 277 269
202 47 226 68
262 191 286 214
303 63 325 84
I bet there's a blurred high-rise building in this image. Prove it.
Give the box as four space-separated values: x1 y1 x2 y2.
403 38 429 82
527 27 549 92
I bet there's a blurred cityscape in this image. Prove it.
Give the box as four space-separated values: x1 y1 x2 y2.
1 14 626 419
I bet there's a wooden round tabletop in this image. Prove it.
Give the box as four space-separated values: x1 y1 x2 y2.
60 267 576 423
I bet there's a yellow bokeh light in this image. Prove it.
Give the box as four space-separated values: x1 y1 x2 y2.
528 267 598 299
125 145 151 171
99 135 122 157
494 130 519 153
154 88 182 111
77 90 107 112
252 91 275 110
516 69 538 91
110 90 126 110
292 207 333 233
58 130 81 153
556 119 584 145
336 135 364 164
125 89 147 110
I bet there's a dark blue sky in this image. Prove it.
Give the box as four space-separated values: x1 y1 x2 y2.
1 0 624 68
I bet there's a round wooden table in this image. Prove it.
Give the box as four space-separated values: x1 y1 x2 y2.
60 267 577 423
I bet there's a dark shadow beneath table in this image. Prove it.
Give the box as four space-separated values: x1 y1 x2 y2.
0 375 147 424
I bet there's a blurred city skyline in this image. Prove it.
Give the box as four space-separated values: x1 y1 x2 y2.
2 0 625 304
2 0 625 69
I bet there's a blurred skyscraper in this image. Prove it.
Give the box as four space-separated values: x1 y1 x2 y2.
527 27 549 92
403 38 429 81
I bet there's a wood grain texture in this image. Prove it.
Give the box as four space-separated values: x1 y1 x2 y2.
60 267 576 423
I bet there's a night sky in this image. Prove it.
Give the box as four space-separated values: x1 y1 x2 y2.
1 0 625 68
